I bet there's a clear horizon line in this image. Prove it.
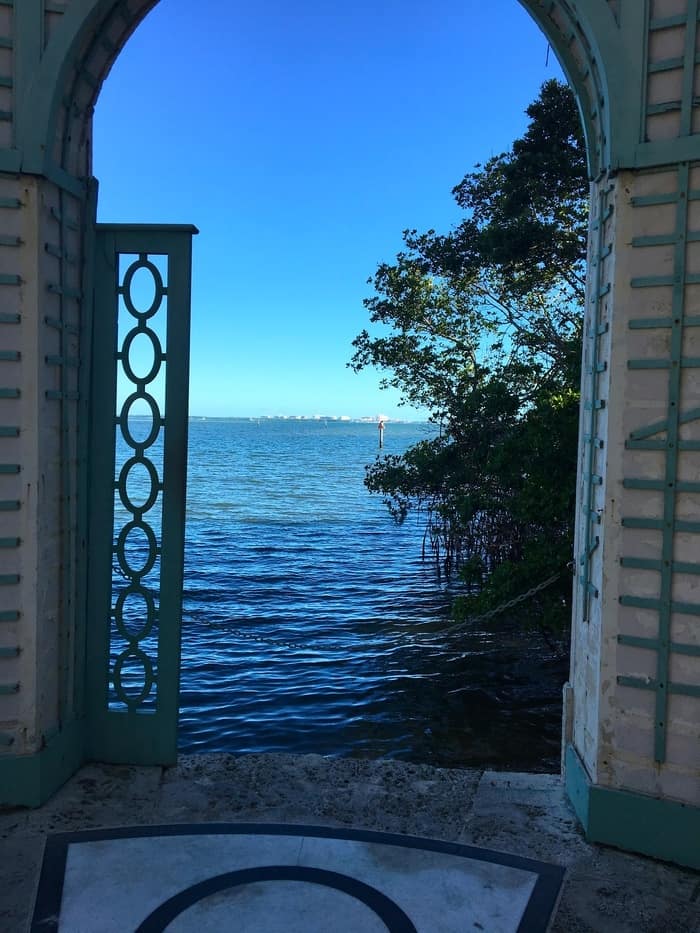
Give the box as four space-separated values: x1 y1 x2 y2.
187 414 429 422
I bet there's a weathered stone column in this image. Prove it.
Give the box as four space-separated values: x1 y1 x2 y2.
561 0 700 867
0 170 86 801
0 0 137 807
565 164 700 868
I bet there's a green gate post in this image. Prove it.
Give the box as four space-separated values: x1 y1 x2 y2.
86 224 197 765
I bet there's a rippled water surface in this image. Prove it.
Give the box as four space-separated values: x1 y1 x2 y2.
176 419 566 771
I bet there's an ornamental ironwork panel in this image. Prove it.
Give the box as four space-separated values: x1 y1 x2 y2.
86 224 196 766
110 251 166 713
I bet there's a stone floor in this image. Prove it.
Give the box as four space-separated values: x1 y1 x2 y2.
1 754 699 931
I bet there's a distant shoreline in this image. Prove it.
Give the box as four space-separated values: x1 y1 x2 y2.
186 415 430 424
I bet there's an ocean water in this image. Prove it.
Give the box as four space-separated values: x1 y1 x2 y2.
172 419 566 771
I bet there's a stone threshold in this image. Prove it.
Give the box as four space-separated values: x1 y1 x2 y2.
1 754 698 931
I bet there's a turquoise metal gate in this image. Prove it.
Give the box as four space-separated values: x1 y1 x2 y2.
86 224 197 765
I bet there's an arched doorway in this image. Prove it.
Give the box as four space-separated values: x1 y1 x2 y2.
0 1 698 869
90 0 580 774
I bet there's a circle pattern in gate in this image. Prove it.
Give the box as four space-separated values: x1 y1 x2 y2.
114 584 156 640
116 521 158 579
113 647 155 706
111 253 167 710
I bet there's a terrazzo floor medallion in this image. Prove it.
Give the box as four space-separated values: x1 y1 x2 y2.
31 824 565 932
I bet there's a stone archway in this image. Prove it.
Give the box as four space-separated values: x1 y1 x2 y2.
0 1 698 869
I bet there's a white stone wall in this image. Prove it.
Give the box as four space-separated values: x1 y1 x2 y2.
0 168 83 754
563 0 700 810
569 165 700 808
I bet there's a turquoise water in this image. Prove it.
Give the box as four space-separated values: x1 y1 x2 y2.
172 419 566 770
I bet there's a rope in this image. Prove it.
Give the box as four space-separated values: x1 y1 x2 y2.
446 564 571 636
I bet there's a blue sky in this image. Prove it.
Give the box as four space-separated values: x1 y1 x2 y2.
94 0 564 419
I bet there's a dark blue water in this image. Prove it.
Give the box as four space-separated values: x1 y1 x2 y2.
175 419 565 771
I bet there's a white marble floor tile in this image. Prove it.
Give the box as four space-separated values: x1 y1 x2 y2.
30 824 563 933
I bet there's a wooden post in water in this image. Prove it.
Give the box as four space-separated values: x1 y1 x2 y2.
378 419 385 448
